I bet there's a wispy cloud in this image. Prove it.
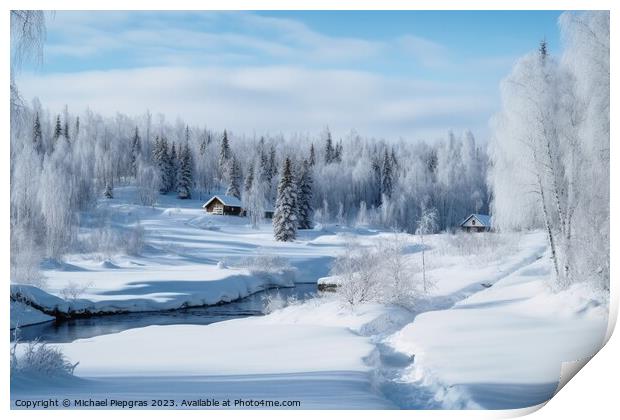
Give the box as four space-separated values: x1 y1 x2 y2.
19 66 494 140
42 11 455 70
43 11 385 66
16 11 525 141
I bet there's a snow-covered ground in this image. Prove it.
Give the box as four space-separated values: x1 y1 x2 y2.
387 256 607 408
11 188 609 410
11 187 355 321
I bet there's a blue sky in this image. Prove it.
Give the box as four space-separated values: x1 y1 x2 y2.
17 10 564 141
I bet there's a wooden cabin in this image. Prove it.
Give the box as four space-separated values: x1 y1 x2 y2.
460 214 492 232
202 195 243 216
202 195 274 219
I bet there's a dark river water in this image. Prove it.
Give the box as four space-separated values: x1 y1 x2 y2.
14 283 318 344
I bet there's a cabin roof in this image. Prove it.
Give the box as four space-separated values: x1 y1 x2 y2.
202 195 243 208
460 213 492 227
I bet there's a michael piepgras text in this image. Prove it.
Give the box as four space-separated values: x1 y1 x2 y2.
14 398 302 409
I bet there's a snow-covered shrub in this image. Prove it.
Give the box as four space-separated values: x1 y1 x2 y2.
59 281 92 301
331 236 427 309
11 338 78 379
374 236 424 308
331 240 382 306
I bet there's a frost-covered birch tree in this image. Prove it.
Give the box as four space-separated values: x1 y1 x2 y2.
489 11 609 291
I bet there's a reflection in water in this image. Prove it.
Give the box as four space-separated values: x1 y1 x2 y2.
14 284 317 343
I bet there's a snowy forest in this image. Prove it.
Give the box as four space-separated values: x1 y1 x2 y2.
10 101 489 276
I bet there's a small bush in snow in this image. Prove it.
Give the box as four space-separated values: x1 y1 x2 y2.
59 281 92 301
331 240 382 306
11 336 78 379
331 235 427 309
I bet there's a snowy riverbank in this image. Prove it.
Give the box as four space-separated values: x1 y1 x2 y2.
12 223 608 409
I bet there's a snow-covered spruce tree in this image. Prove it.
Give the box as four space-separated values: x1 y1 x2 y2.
63 117 70 142
259 148 270 182
74 116 80 140
273 157 297 242
218 129 231 179
371 155 382 206
309 143 316 166
169 141 178 191
177 141 193 199
130 126 141 177
199 129 209 156
381 149 393 199
296 159 313 229
268 146 278 180
32 113 43 155
225 156 242 199
53 115 62 144
103 181 113 199
324 128 334 164
333 140 343 163
152 136 172 193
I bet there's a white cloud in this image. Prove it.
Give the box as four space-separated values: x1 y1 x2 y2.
17 66 494 141
43 11 384 66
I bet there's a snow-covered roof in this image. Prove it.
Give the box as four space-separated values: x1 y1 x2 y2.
202 195 243 208
460 213 492 227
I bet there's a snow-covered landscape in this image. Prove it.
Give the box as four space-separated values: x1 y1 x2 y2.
9 9 610 412
9 188 608 409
